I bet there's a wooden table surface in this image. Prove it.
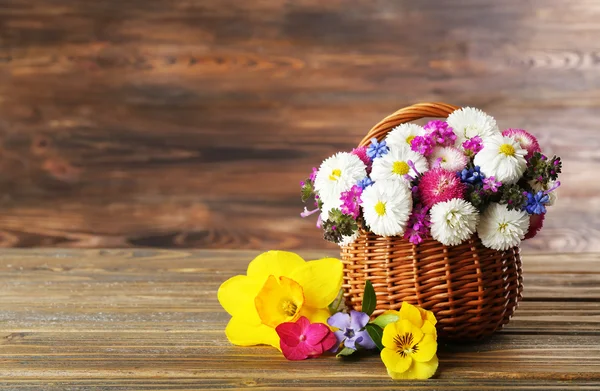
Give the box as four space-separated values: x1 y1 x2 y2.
1 249 599 390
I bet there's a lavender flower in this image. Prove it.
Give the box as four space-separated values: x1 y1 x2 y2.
367 138 389 160
525 191 549 215
328 310 376 351
357 177 374 189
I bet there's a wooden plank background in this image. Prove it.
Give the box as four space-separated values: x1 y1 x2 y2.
0 0 598 250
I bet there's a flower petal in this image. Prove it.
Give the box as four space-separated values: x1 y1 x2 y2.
289 258 343 309
421 320 437 338
381 347 412 374
299 306 332 326
305 322 331 346
419 307 438 326
320 330 338 352
247 251 306 280
275 322 302 348
388 356 439 380
382 322 398 349
350 310 370 330
281 340 309 361
217 275 262 323
395 319 424 347
411 334 437 363
225 316 280 350
399 302 424 328
255 275 305 328
355 330 376 350
328 312 351 330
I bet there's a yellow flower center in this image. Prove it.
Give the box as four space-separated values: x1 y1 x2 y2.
406 135 416 144
392 161 410 176
498 222 508 232
254 275 304 328
329 168 342 181
374 201 386 217
499 143 516 157
394 333 419 358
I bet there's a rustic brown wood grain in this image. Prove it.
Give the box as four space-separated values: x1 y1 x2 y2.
0 0 599 250
0 249 599 389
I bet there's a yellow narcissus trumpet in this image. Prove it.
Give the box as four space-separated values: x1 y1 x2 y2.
217 251 343 350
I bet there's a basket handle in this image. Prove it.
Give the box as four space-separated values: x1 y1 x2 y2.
358 102 460 147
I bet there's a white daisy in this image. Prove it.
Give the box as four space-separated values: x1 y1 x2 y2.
361 180 412 237
428 146 468 172
528 179 558 206
478 203 530 250
385 124 425 150
447 107 500 145
371 145 429 184
473 134 527 185
430 198 479 246
314 152 367 206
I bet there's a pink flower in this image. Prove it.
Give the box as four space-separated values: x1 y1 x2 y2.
275 316 337 361
340 185 362 219
462 136 484 155
418 168 467 208
410 135 435 155
403 204 431 245
424 120 457 147
309 167 318 182
502 129 541 159
351 146 371 169
483 176 502 193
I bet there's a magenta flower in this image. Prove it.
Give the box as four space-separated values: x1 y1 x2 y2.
403 204 431 245
424 120 457 147
340 185 362 219
418 168 467 208
462 136 484 155
275 316 337 361
483 176 502 193
327 310 376 350
351 146 371 169
309 167 318 182
410 135 435 156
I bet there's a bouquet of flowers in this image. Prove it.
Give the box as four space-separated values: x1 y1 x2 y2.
300 107 561 250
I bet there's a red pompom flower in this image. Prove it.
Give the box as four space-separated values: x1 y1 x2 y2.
275 316 337 361
418 168 467 208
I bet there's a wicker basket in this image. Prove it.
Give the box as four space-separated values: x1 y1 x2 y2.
341 102 523 340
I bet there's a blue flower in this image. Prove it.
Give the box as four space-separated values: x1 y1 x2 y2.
459 166 485 185
525 190 549 215
367 138 389 160
357 177 374 189
327 310 376 351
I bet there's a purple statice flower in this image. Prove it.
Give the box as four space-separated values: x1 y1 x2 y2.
459 166 485 185
327 310 376 351
525 191 549 215
357 177 374 189
410 135 435 156
462 136 484 155
367 138 389 160
340 185 362 219
483 176 502 193
309 167 318 182
403 204 431 245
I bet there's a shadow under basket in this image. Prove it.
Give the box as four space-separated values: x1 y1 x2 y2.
341 232 523 340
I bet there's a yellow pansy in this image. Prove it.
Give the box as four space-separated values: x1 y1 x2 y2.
379 302 438 380
217 251 343 350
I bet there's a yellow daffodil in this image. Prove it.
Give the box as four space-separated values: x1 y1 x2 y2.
217 251 343 350
380 302 438 380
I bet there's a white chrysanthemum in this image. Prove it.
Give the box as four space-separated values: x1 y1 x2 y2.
473 135 527 185
478 203 530 250
385 124 426 150
371 146 429 184
338 231 359 247
430 199 479 246
447 107 500 145
314 152 367 206
528 179 558 206
361 180 412 237
428 146 468 172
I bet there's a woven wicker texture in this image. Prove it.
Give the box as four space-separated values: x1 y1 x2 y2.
342 102 523 340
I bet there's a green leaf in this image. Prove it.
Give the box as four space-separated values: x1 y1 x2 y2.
336 347 357 358
328 288 346 314
365 323 384 351
371 313 399 329
361 280 376 316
